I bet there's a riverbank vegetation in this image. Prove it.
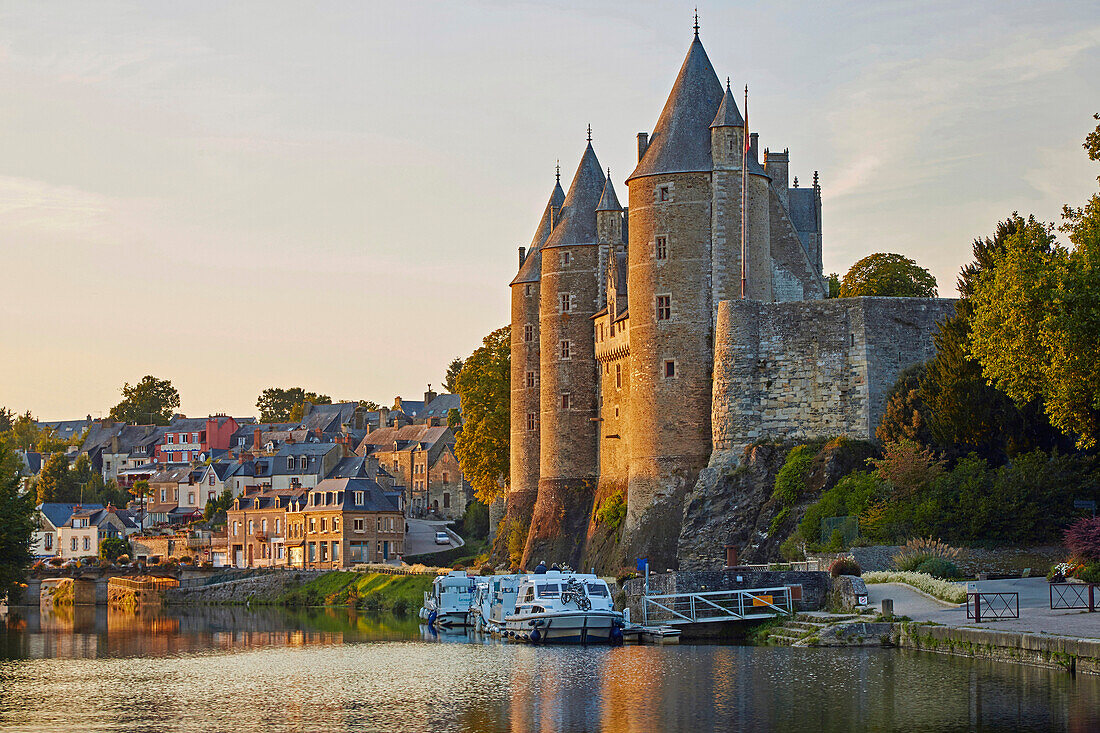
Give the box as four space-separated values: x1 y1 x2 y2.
278 572 434 615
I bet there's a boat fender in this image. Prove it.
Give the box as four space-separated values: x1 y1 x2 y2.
530 628 541 644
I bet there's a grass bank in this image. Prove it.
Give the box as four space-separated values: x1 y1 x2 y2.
278 571 435 615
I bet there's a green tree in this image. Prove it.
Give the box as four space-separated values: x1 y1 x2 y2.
826 273 841 298
444 358 464 393
447 408 462 428
840 253 937 298
129 479 152 530
454 326 510 505
99 536 130 562
109 376 180 425
35 427 69 453
0 442 35 603
256 387 331 423
0 407 14 433
876 363 932 445
36 453 76 504
204 488 234 524
9 411 40 452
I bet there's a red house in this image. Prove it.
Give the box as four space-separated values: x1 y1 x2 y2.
155 415 240 463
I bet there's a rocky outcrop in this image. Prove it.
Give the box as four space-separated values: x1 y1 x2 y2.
677 438 878 569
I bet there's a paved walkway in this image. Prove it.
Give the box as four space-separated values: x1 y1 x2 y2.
867 577 1100 639
404 518 464 556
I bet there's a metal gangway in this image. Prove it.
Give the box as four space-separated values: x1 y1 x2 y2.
641 586 794 626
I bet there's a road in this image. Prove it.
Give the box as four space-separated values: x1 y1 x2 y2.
404 518 465 557
867 577 1100 639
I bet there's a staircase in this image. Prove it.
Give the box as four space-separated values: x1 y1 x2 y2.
764 612 863 647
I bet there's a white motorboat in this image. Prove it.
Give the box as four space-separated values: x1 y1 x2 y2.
419 570 476 628
468 573 522 634
504 572 624 644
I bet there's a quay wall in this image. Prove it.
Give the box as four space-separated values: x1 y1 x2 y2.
895 623 1100 676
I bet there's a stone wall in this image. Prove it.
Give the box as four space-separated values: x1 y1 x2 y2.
712 297 956 452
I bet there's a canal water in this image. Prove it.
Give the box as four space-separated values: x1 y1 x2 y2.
1 605 1098 732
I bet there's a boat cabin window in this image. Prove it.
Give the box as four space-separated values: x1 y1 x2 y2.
585 583 609 597
521 587 535 603
536 583 560 598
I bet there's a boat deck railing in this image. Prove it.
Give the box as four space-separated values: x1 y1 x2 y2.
641 586 794 625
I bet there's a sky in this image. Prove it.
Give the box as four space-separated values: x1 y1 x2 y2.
1 1 1098 421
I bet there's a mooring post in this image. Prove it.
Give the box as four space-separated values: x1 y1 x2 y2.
881 598 893 619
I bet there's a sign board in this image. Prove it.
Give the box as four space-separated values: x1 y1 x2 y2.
751 595 774 607
636 558 648 573
1074 499 1097 515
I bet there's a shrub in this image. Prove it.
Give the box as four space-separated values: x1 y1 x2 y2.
915 557 960 580
893 537 960 572
830 557 861 577
779 533 806 561
390 598 411 616
869 439 944 499
798 471 883 545
862 571 967 604
1065 517 1100 562
99 537 130 562
1079 563 1100 584
772 445 817 505
595 491 626 531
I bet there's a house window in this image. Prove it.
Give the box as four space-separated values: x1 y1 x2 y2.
299 456 308 470
105 461 111 472
442 472 449 484
192 432 199 443
526 412 538 431
560 340 571 360
248 520 254 534
333 518 339 533
355 491 364 505
45 533 53 550
321 518 328 532
309 517 316 532
331 542 339 561
560 250 571 266
319 543 328 562
615 363 622 389
443 493 450 509
561 393 573 410
275 518 280 534
354 518 364 531
83 537 90 551
71 537 78 551
665 360 676 378
233 521 239 536
560 293 572 313
526 371 536 388
656 295 671 321
160 489 167 502
524 324 534 342
308 542 316 562
188 492 195 505
209 474 215 486
658 186 670 201
287 457 294 470
656 236 668 260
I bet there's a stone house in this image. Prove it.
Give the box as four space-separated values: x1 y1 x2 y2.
285 478 404 569
270 442 344 491
155 415 239 464
226 488 303 568
356 425 469 518
33 503 102 558
58 505 139 559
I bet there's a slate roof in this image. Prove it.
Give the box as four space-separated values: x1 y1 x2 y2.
307 478 401 513
542 142 605 249
150 466 193 484
166 417 210 433
81 421 124 453
422 393 461 420
300 402 358 433
511 178 566 286
628 35 724 182
327 456 371 479
788 188 819 233
356 425 452 455
38 419 91 442
21 451 43 475
231 423 297 443
37 502 104 530
710 83 745 128
595 171 622 212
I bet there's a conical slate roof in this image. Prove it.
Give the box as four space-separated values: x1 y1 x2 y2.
511 176 566 286
710 84 744 128
543 142 605 248
627 35 724 182
595 171 622 212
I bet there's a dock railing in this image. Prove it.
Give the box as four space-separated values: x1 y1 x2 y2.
642 586 794 625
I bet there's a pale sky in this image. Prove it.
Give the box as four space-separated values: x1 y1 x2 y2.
2 1 1098 421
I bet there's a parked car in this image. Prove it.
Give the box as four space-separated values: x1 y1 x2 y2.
435 531 451 545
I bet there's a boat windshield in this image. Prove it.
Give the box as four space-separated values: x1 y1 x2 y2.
536 583 560 598
585 583 609 597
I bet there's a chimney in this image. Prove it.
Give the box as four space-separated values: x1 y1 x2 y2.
353 406 364 430
749 133 760 164
518 246 526 268
315 427 323 440
764 147 790 208
637 132 649 161
300 402 313 419
253 428 262 451
424 385 437 406
379 406 390 428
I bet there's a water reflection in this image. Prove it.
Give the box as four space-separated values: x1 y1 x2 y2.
1 606 1098 732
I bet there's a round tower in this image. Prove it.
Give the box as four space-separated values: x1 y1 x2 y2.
622 31 724 570
523 138 606 569
505 171 564 542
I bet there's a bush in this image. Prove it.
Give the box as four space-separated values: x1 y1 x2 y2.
1079 562 1100 584
799 471 883 545
595 491 626 531
772 445 817 505
915 557 960 580
893 537 960 572
830 557 862 577
99 537 131 562
779 533 806 561
1065 517 1100 562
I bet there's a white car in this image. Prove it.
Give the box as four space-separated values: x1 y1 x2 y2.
435 531 451 545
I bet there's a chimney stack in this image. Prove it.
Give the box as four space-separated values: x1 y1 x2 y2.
637 132 649 161
253 428 262 451
518 246 526 268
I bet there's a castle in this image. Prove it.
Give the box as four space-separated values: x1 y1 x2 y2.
506 27 954 571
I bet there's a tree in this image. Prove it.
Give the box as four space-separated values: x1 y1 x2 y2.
876 363 932 445
109 376 180 425
0 407 14 433
36 453 76 504
447 408 462 428
839 253 937 298
204 488 233 524
99 536 130 562
826 273 841 298
35 427 69 453
868 439 944 499
454 326 510 505
444 358 465 393
256 387 331 423
9 411 40 452
0 442 35 603
130 480 152 530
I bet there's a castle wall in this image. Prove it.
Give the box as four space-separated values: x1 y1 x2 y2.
769 188 826 302
712 297 957 453
508 280 541 526
624 171 715 570
595 314 631 492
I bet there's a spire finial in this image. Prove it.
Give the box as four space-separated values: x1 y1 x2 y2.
555 160 560 184
813 170 819 188
607 167 611 179
726 76 731 91
693 8 699 37
793 176 799 188
586 124 592 143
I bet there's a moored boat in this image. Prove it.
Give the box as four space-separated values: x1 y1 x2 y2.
504 572 624 644
419 570 476 628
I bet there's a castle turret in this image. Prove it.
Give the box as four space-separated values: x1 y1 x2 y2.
622 30 724 570
506 170 565 535
524 136 606 569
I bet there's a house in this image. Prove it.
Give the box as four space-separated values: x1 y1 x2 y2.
225 488 303 568
37 418 92 444
99 425 164 483
146 466 204 525
155 415 239 464
269 442 344 491
287 478 404 569
58 504 139 559
298 402 368 436
420 392 462 426
33 503 103 557
357 425 470 518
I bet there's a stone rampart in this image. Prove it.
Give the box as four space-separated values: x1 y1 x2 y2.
712 297 956 451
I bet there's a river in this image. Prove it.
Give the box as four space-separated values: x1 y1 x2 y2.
1 605 1098 732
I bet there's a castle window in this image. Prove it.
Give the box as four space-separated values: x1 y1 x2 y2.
526 412 537 431
560 340 571 360
664 360 676 379
561 393 573 410
656 236 668 260
656 295 671 321
560 293 572 313
610 322 616 337
526 371 536 388
560 250 571 266
615 406 620 418
525 284 532 297
615 364 622 389
658 186 670 202
524 324 534 342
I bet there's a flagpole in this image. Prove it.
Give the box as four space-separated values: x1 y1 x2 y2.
741 84 748 299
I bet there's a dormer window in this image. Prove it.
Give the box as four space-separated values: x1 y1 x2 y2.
287 457 294 470
355 491 364 505
299 456 308 470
